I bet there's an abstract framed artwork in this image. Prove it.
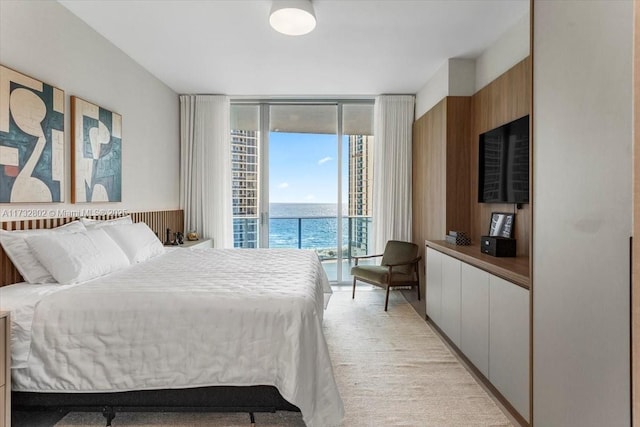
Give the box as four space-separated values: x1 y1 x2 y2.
71 96 122 203
0 65 65 202
489 212 515 238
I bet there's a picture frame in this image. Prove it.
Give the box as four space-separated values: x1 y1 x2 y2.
0 65 65 202
489 212 515 238
71 96 122 203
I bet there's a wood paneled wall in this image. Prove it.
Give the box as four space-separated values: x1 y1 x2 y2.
412 97 471 301
446 97 472 235
0 209 183 287
413 99 445 251
470 57 531 256
412 56 531 277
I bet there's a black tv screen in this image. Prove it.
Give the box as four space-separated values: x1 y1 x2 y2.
478 115 529 204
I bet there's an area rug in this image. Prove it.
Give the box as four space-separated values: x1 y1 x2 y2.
56 289 512 426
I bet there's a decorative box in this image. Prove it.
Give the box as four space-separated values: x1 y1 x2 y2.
446 231 471 246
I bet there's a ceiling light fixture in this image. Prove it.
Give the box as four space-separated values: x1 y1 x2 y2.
269 0 316 36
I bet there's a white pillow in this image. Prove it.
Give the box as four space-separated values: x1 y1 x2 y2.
26 229 130 285
81 215 133 229
0 221 86 283
103 222 164 264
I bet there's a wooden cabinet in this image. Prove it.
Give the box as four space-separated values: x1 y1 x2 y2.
440 254 461 347
426 246 529 423
0 312 9 427
489 275 530 421
425 247 442 325
460 262 490 377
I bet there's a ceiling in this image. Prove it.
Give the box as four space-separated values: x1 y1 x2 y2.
58 0 529 97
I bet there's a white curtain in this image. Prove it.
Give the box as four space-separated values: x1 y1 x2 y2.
372 95 415 253
180 95 233 248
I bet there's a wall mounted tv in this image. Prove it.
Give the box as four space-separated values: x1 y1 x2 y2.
478 115 530 204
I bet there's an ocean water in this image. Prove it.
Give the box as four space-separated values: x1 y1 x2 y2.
269 203 349 253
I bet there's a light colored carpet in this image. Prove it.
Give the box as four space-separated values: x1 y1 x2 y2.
56 289 512 426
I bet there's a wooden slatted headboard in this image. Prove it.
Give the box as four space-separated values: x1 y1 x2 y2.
0 209 184 287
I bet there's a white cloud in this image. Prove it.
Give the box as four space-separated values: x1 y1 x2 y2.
318 156 332 165
305 194 316 201
278 182 289 189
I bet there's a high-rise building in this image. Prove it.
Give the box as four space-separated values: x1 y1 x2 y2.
348 135 373 256
231 129 259 248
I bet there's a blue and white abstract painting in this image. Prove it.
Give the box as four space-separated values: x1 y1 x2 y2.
0 65 64 202
72 97 122 203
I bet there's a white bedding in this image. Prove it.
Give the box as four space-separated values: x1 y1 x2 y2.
1 248 343 427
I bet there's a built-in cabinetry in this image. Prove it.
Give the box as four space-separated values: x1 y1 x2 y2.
413 56 532 425
460 261 490 377
0 312 9 427
426 245 529 423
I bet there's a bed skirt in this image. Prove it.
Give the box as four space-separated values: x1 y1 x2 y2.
13 385 300 422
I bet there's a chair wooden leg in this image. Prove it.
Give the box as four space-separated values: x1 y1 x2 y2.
385 286 390 311
352 277 357 299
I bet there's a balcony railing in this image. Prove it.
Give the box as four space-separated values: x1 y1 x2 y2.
233 216 373 259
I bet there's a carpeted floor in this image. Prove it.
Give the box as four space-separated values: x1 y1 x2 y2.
56 289 512 426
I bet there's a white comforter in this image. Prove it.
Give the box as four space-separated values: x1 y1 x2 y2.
4 248 344 427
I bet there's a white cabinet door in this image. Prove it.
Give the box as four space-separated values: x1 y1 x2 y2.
460 263 490 377
425 247 442 325
440 254 461 347
489 275 530 422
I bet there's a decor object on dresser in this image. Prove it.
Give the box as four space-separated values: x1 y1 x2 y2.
0 65 65 203
480 236 516 258
445 231 471 246
351 240 421 311
481 212 516 257
488 212 515 238
186 230 199 241
70 96 122 203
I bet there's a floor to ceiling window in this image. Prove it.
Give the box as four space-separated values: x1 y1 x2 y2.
230 101 373 283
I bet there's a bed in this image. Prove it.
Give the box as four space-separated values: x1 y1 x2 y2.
0 212 344 427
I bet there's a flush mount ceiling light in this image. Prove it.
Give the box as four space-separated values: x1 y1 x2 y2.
269 0 316 36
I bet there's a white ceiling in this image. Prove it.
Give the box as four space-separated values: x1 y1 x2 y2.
58 0 529 97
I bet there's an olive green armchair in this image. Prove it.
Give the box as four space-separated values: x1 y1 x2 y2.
351 240 422 311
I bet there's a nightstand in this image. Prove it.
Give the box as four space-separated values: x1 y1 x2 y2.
0 312 10 427
166 238 213 249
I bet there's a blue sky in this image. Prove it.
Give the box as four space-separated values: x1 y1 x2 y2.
269 132 349 204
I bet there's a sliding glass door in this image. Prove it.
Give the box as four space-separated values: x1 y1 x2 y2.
230 101 373 283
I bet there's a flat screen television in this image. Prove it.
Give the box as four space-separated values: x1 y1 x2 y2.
478 115 530 204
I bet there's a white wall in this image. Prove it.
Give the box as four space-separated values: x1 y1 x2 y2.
0 0 179 219
415 58 475 119
533 1 632 426
475 13 529 92
415 60 450 119
415 11 529 119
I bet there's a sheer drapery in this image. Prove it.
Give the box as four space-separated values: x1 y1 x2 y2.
179 95 233 248
372 95 415 253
